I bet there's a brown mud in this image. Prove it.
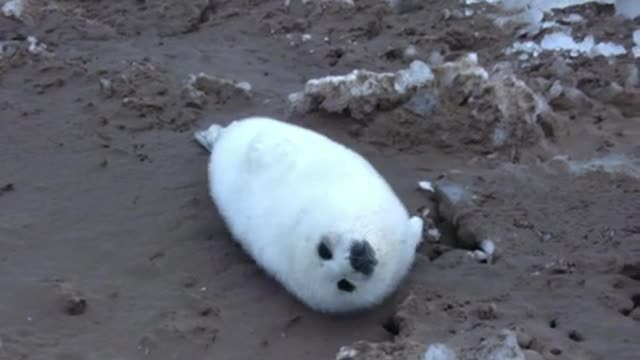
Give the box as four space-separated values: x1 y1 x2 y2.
1 1 639 359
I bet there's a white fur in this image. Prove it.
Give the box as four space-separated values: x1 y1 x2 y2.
194 116 423 313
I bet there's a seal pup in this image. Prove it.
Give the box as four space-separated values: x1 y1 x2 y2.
194 116 423 313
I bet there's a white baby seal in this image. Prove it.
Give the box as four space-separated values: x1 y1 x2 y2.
194 116 423 313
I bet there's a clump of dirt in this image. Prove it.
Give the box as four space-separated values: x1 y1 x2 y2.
355 54 556 163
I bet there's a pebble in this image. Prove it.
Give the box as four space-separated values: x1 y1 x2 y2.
99 78 113 97
404 45 418 60
476 303 498 320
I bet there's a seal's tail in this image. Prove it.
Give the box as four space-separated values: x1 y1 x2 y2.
194 124 223 152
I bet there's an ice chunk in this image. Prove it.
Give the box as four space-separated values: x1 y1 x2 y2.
499 0 529 11
436 52 488 87
1 0 24 19
541 32 593 52
474 329 526 360
480 239 496 256
506 41 542 57
562 13 584 23
181 73 252 108
591 41 627 57
498 0 614 12
288 60 434 119
493 1 614 38
336 346 358 360
418 180 435 192
465 0 501 4
395 60 434 93
424 344 458 360
615 0 640 19
286 0 355 7
508 31 627 57
26 36 47 55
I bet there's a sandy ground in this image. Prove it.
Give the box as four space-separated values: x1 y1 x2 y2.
1 1 639 359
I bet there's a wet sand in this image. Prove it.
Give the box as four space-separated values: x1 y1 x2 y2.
1 1 639 359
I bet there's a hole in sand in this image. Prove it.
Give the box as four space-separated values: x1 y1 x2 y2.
550 348 562 356
549 319 558 328
381 316 401 336
415 200 484 262
619 308 632 317
620 263 640 281
631 294 640 309
568 330 584 342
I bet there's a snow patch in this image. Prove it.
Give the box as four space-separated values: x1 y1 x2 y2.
552 153 640 178
285 0 355 7
473 0 639 19
435 52 488 87
465 0 501 4
562 13 584 23
1 0 24 19
424 344 458 360
615 0 640 19
507 31 627 58
288 60 433 119
336 346 358 360
472 0 614 11
26 36 47 55
181 73 252 109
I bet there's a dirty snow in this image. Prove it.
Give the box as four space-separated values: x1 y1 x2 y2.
473 0 640 19
507 31 627 57
423 344 458 360
615 0 640 18
470 0 615 11
288 60 433 119
1 0 24 19
554 153 640 178
435 52 488 87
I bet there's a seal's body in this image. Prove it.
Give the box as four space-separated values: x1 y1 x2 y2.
195 116 423 313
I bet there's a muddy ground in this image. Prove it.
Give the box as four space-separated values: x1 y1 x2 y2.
1 1 639 359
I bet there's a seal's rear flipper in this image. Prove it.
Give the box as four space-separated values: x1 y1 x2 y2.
407 216 424 249
194 124 223 152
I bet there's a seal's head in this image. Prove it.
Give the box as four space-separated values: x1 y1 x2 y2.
287 216 424 314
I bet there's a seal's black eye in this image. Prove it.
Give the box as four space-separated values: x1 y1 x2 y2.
317 241 332 260
337 279 355 292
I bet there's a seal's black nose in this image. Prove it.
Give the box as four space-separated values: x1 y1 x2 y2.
349 240 377 276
